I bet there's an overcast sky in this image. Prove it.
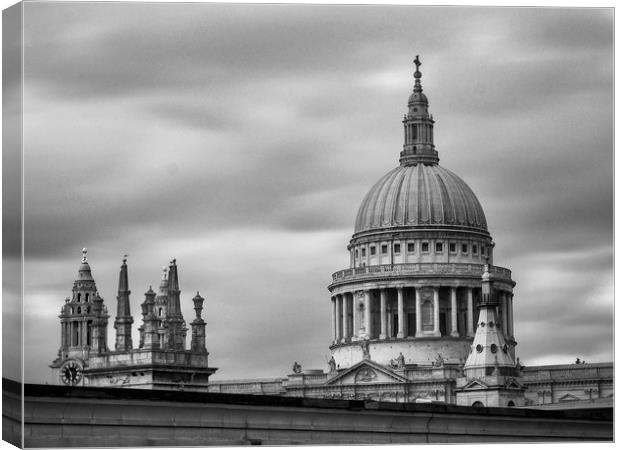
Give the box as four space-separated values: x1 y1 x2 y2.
9 3 613 383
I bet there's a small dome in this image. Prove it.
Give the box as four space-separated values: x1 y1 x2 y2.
78 262 94 281
354 164 488 235
408 91 428 104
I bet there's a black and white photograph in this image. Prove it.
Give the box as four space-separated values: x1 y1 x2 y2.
2 1 614 446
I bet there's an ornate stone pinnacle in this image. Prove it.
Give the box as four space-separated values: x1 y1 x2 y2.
82 248 88 263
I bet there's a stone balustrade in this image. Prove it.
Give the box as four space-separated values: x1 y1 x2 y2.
521 364 614 382
331 263 512 284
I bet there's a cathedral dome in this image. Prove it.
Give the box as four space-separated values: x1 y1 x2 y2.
354 164 488 235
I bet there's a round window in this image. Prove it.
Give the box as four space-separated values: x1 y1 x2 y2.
490 344 498 353
476 344 483 353
488 321 494 328
480 322 485 327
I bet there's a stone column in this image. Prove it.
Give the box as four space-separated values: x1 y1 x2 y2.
342 293 350 342
397 287 405 338
501 291 508 336
380 289 387 339
331 297 337 344
352 293 359 339
508 293 514 338
364 290 372 339
335 295 342 342
450 287 459 337
467 287 474 337
433 287 441 336
415 287 422 337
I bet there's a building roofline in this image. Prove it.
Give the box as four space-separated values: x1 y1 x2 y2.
7 378 612 422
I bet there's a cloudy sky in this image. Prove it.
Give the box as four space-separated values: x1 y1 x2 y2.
6 3 613 383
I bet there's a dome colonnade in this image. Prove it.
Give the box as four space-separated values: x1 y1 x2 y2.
327 56 516 370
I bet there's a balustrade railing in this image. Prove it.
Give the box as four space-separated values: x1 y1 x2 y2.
331 263 512 283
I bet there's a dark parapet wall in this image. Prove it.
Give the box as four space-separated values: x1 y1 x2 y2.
10 379 612 447
3 3 24 448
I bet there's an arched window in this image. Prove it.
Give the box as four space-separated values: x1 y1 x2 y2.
77 307 81 314
472 401 484 408
85 293 89 302
77 293 81 302
422 299 433 331
72 322 79 346
507 401 515 407
158 308 163 317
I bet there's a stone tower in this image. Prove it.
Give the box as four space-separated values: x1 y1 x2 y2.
455 264 525 407
50 248 109 385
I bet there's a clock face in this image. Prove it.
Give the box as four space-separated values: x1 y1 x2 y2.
60 360 83 386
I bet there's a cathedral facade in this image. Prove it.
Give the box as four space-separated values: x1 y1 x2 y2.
50 250 216 390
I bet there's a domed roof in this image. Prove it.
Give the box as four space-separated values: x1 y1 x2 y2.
408 91 428 104
77 248 94 281
354 164 488 235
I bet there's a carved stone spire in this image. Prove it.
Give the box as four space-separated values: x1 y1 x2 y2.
114 255 133 351
164 259 187 351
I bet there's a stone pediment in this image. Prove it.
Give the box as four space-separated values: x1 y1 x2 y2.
327 360 408 385
559 393 581 402
504 378 524 390
461 378 490 390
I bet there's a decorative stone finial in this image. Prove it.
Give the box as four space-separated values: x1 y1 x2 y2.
192 292 205 319
414 55 422 77
82 248 88 263
122 254 128 264
413 55 423 93
161 266 168 280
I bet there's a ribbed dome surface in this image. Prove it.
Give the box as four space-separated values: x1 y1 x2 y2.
354 164 488 234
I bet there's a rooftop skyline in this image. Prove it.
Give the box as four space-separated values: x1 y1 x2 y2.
4 3 612 383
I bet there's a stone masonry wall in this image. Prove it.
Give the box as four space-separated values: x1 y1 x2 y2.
5 379 612 447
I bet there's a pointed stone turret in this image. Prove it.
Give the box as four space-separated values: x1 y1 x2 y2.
90 292 109 354
113 255 134 351
141 286 159 350
399 55 439 166
164 259 187 351
455 264 525 407
190 292 207 353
